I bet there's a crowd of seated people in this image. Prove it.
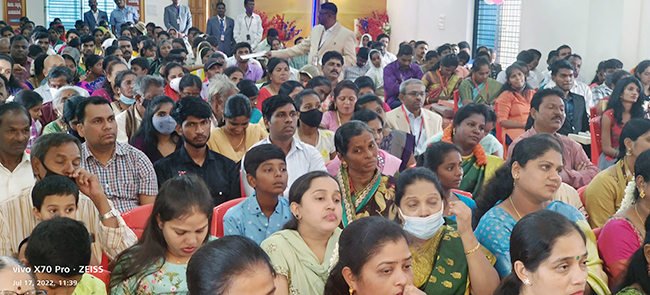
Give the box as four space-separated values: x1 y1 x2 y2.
2 1 650 295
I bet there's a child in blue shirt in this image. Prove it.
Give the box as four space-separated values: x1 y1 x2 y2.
223 144 293 244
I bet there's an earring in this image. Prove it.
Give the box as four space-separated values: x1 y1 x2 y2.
452 128 456 136
342 161 348 168
641 190 646 199
349 287 354 295
647 263 650 276
627 148 633 157
523 278 531 285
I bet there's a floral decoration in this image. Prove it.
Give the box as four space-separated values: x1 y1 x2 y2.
356 10 391 41
256 10 303 43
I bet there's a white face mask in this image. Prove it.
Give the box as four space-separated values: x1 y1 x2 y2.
400 204 445 240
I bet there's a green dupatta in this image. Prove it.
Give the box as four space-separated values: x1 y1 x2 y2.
459 154 486 195
337 167 397 227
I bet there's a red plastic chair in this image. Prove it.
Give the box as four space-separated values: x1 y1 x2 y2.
88 253 111 293
211 198 246 237
121 204 154 239
453 90 460 113
590 116 602 166
590 105 598 119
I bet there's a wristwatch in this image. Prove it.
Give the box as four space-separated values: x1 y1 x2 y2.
99 209 120 222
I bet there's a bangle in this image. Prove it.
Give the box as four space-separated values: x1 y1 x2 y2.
465 243 481 255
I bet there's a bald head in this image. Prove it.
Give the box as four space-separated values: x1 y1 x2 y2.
43 55 65 78
0 38 9 55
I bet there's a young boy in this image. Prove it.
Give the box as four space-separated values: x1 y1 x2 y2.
31 175 79 221
25 217 107 295
223 144 291 245
130 57 149 76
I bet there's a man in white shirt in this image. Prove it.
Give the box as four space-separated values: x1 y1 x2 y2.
375 34 397 67
242 95 326 198
0 103 34 203
34 66 74 104
83 0 108 31
116 75 165 143
543 56 594 110
234 0 263 50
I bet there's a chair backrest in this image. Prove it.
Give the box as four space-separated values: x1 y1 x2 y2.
211 197 247 237
590 105 598 119
121 204 154 239
576 185 587 207
453 90 460 113
590 116 602 165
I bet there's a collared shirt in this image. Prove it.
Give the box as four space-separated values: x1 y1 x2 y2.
507 128 600 189
319 22 338 48
93 9 100 23
153 145 241 206
343 63 371 81
0 152 34 203
381 51 397 68
34 83 55 104
243 138 327 198
383 61 424 107
12 57 32 83
225 57 264 82
223 195 293 245
402 106 427 155
109 6 140 37
81 142 158 213
543 79 594 109
591 83 613 105
234 13 263 49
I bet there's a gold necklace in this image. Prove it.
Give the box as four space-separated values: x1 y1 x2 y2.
510 197 523 219
225 129 245 149
635 203 645 225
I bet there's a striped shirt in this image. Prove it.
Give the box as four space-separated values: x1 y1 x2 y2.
81 142 158 213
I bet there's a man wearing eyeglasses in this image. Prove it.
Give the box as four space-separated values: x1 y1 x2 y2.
385 79 442 156
266 2 357 68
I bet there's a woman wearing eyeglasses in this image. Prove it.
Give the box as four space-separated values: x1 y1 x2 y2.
0 256 46 295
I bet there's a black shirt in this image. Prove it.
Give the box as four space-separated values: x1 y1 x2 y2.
153 145 241 206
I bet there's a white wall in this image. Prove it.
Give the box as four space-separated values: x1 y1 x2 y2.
143 0 188 28
519 0 650 83
387 0 474 54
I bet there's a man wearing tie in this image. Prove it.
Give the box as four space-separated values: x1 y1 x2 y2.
164 0 193 37
266 2 356 68
206 2 236 56
83 0 108 31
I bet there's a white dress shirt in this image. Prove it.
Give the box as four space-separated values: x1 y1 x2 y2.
241 137 326 198
402 106 427 156
234 13 263 49
319 22 338 48
0 152 35 203
93 10 100 23
381 51 397 67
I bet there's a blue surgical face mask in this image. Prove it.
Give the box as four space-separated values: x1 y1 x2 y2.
152 115 177 135
119 93 135 105
400 204 445 240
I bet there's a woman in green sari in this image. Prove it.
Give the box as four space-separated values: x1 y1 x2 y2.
395 168 499 295
261 171 342 295
458 57 502 107
334 120 398 226
424 104 503 195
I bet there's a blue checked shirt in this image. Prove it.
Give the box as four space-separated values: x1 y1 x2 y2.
81 142 158 213
223 195 293 245
109 6 140 37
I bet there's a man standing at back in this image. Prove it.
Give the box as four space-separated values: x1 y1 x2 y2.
109 0 139 37
234 0 263 50
164 0 192 38
206 2 236 56
266 3 356 68
84 0 108 31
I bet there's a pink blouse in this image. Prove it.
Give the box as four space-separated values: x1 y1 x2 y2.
321 111 339 132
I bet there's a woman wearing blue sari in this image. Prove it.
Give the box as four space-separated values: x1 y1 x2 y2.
458 57 502 107
473 134 610 295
